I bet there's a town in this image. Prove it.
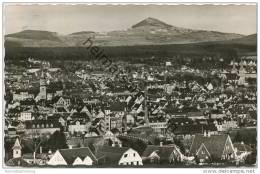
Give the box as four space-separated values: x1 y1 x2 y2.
4 53 257 167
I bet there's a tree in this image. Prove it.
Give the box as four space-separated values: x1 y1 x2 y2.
234 131 242 143
47 130 68 151
245 150 257 165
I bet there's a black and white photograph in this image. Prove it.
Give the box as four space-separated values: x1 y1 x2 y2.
1 2 258 169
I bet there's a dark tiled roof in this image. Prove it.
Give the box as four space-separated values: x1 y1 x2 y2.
95 146 129 164
67 136 104 148
58 147 97 165
142 145 180 160
189 134 229 160
24 119 61 129
109 102 126 112
233 143 252 152
174 123 217 135
187 111 204 117
6 157 30 166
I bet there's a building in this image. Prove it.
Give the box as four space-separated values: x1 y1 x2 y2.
24 120 61 136
35 71 47 102
20 110 33 121
95 146 143 165
48 147 97 166
149 121 167 134
68 120 89 134
12 138 22 159
189 134 236 163
142 143 184 164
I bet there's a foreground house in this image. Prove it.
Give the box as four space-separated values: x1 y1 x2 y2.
6 138 30 167
47 147 97 166
95 146 143 165
142 144 184 164
233 142 253 163
189 134 236 163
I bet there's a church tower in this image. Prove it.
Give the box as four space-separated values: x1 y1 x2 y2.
12 138 22 158
39 71 47 100
238 64 246 85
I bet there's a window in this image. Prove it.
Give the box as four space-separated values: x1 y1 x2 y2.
133 153 136 157
124 154 128 158
32 124 35 128
50 124 53 128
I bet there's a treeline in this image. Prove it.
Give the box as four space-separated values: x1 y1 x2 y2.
4 42 256 62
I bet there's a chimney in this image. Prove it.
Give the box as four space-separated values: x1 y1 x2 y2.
160 142 163 147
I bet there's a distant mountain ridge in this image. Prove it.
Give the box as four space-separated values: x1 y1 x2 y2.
6 30 61 42
132 17 173 28
5 17 251 47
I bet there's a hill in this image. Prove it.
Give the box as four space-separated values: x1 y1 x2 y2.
5 17 245 47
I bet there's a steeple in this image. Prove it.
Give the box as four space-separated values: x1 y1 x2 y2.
12 138 22 158
40 70 47 86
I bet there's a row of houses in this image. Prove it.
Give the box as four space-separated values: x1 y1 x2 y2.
7 132 252 167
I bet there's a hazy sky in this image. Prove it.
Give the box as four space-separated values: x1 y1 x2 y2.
4 4 257 35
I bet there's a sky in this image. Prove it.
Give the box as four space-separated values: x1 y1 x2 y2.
4 4 257 35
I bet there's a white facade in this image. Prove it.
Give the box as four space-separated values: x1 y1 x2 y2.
72 156 93 166
20 112 32 121
48 150 93 166
47 151 67 165
55 97 71 108
118 148 143 165
149 122 167 133
13 92 34 101
68 121 87 133
12 138 22 159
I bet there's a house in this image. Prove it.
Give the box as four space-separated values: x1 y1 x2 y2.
22 153 48 165
6 138 30 167
47 147 97 166
149 121 167 134
68 120 89 134
95 146 143 165
110 116 124 132
174 123 218 137
24 120 61 136
20 110 33 121
189 134 236 163
7 127 17 138
109 102 126 117
13 91 34 101
142 143 184 164
12 138 22 159
187 111 205 120
233 142 252 163
6 157 30 167
52 96 71 109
